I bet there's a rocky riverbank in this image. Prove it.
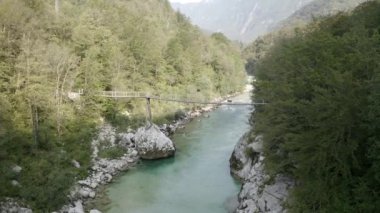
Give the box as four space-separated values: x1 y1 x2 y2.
57 100 226 212
230 133 295 213
0 92 239 213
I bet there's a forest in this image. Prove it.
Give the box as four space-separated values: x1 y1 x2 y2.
252 1 380 212
0 0 245 210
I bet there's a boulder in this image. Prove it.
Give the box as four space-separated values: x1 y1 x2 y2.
134 124 176 159
71 160 81 169
68 200 84 213
249 135 263 153
12 165 22 174
90 210 102 213
78 187 94 199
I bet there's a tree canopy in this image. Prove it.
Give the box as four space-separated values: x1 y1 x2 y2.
252 1 380 212
0 0 245 210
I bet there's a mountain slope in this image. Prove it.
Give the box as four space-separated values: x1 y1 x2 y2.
171 0 313 42
276 0 368 29
244 0 369 75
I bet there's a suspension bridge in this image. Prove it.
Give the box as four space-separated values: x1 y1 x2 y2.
68 90 266 122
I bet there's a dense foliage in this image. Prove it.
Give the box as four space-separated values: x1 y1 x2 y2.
0 0 245 210
243 0 367 75
253 1 380 212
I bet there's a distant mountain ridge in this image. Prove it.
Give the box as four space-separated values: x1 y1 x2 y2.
243 0 369 75
171 0 313 43
276 0 369 30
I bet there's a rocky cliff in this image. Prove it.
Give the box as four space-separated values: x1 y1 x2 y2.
230 133 294 213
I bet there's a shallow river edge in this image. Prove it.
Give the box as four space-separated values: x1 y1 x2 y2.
62 92 243 213
1 90 295 213
68 94 241 213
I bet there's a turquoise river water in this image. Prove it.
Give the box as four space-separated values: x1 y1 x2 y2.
104 94 252 213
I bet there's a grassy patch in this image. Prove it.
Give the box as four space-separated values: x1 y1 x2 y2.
98 146 128 159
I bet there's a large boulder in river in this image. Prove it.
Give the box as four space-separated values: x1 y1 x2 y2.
134 124 176 159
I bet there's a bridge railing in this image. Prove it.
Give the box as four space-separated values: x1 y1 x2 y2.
71 90 263 105
99 91 149 98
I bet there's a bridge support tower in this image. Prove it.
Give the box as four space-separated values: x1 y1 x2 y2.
146 97 152 126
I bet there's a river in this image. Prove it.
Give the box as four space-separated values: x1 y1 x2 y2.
103 93 252 213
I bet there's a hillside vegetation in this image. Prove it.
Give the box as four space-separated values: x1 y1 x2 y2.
0 0 245 210
244 0 368 75
252 1 380 211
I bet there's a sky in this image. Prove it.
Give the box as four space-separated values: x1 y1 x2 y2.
169 0 203 3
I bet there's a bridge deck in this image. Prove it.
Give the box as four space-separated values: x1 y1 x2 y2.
97 91 264 106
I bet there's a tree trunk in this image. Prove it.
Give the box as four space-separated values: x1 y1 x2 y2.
55 0 60 15
31 104 39 146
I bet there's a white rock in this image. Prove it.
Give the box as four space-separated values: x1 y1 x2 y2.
78 188 90 198
11 180 20 187
248 135 263 153
68 200 84 213
104 173 112 183
12 165 22 173
0 198 32 213
231 133 294 212
118 133 134 148
89 191 96 198
71 160 81 169
190 111 201 117
134 124 175 159
126 158 135 163
130 150 138 157
90 210 102 213
90 182 98 189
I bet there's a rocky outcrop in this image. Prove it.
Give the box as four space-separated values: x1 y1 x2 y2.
118 133 135 148
54 125 140 213
230 133 294 213
134 124 176 159
230 133 264 181
0 198 32 213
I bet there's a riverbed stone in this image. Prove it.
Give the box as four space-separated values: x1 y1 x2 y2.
134 124 176 159
68 200 84 213
0 198 32 213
